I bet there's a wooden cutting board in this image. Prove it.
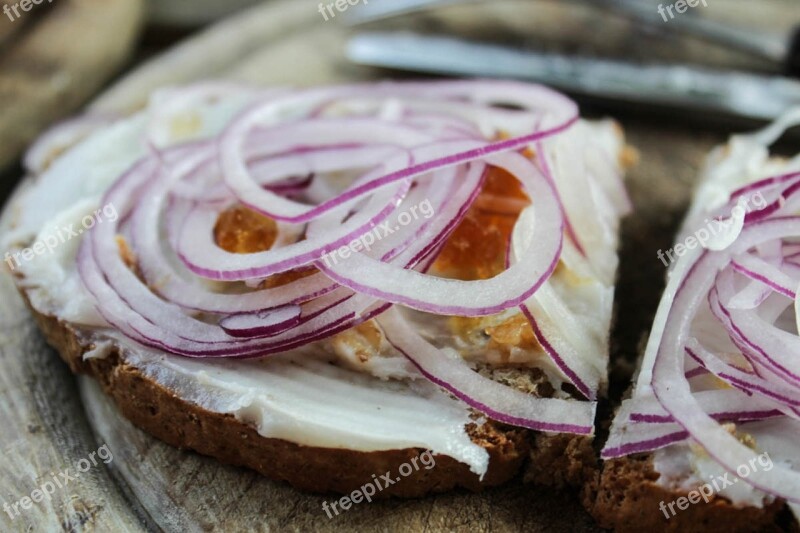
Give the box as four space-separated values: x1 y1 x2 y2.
0 0 144 172
0 1 796 531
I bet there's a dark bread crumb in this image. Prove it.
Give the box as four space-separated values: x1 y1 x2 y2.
525 433 595 488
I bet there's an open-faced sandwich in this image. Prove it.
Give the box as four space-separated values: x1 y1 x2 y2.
4 81 631 496
590 113 800 531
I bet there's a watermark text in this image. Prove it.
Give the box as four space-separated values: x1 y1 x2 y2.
3 444 113 521
658 0 708 22
659 451 773 519
321 199 434 268
3 0 55 22
318 0 368 21
657 191 766 267
322 450 435 517
4 202 118 272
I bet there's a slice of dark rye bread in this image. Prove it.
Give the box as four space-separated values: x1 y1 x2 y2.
20 289 597 498
582 378 797 531
583 456 798 533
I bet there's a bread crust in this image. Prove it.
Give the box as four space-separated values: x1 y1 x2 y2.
584 455 793 533
24 293 596 497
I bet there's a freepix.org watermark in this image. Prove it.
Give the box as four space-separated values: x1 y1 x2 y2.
4 202 118 272
3 0 54 22
657 191 766 267
321 450 436 518
320 199 434 268
318 0 368 21
658 451 773 519
3 444 113 521
657 0 708 23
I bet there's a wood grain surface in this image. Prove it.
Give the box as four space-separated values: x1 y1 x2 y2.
0 1 798 531
0 0 144 171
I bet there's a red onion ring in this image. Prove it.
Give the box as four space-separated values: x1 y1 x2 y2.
68 80 624 438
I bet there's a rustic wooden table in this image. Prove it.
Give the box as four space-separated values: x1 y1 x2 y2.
0 1 797 531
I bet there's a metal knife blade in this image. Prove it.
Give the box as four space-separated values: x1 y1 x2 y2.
347 32 800 121
345 0 790 67
598 0 788 63
343 0 481 25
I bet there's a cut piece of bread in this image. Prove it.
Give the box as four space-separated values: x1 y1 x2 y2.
6 82 629 498
590 119 800 530
584 456 790 533
25 293 600 497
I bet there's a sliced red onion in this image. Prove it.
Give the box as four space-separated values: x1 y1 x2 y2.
711 271 800 385
533 119 586 256
685 366 709 380
726 278 772 310
730 253 797 299
68 80 622 438
685 342 800 419
379 308 596 435
604 116 800 503
221 119 435 223
175 168 412 280
186 144 403 203
520 304 598 400
317 151 564 316
604 393 781 459
602 418 689 458
628 389 782 425
650 218 800 503
219 305 302 338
